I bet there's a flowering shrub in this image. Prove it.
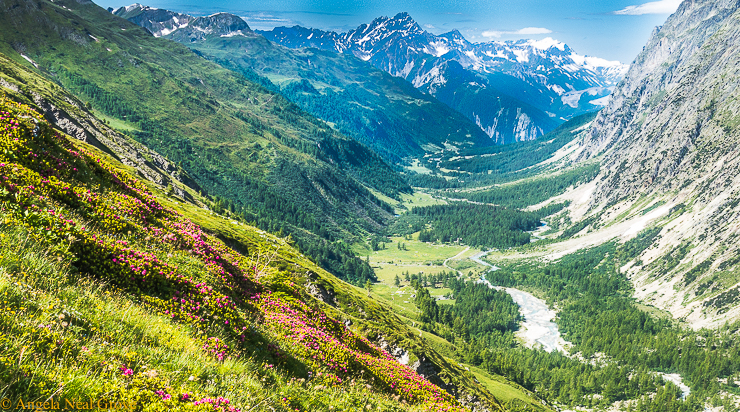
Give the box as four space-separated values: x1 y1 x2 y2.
0 95 468 411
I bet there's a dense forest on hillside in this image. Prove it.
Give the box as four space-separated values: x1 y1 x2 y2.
437 112 597 176
410 204 542 248
443 164 599 209
409 112 598 189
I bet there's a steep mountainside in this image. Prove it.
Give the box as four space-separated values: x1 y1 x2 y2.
115 6 492 164
0 84 512 411
258 13 628 143
0 0 412 285
571 0 740 327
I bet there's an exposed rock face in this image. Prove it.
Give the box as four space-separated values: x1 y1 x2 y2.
113 5 253 40
579 0 740 327
112 4 195 37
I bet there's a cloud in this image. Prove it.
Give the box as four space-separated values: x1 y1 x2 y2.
613 0 682 15
482 27 552 38
424 24 436 29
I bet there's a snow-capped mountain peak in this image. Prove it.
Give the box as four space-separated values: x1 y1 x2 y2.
257 13 630 141
525 37 567 52
113 4 194 37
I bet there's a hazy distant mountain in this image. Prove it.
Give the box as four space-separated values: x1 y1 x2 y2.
258 13 628 142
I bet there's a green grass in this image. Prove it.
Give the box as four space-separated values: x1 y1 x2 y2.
0 93 517 411
398 191 448 209
465 365 550 411
363 236 468 266
406 159 436 175
0 226 420 411
91 108 141 133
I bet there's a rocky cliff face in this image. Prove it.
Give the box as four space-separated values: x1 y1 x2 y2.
577 0 740 327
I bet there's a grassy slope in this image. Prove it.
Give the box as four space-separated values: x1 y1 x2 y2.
160 29 491 165
0 69 520 410
0 0 407 246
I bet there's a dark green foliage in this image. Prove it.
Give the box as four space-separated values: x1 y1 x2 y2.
438 112 597 176
682 259 712 286
634 384 703 412
703 287 740 313
413 278 521 348
532 202 571 219
446 164 600 209
404 173 461 189
647 241 692 277
410 204 541 248
619 226 662 260
559 215 598 238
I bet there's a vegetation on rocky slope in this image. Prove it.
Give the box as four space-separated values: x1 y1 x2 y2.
0 94 503 411
0 0 411 287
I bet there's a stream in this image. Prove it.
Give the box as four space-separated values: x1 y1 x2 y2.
471 251 570 353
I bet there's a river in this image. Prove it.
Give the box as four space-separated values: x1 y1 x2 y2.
471 251 692 397
471 251 570 353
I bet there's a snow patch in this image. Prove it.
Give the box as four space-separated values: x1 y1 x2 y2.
19 53 38 68
590 95 611 106
221 30 248 38
513 49 529 63
527 37 566 51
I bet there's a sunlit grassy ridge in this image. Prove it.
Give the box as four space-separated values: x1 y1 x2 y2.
0 96 497 411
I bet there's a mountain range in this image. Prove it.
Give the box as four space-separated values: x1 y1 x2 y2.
113 5 492 164
258 13 628 142
4 0 740 410
113 5 628 144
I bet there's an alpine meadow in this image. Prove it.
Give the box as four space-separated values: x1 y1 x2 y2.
1 0 740 411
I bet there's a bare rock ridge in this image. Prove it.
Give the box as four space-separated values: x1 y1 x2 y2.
579 0 740 327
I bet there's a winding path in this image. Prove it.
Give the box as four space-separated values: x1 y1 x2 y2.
442 246 470 276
